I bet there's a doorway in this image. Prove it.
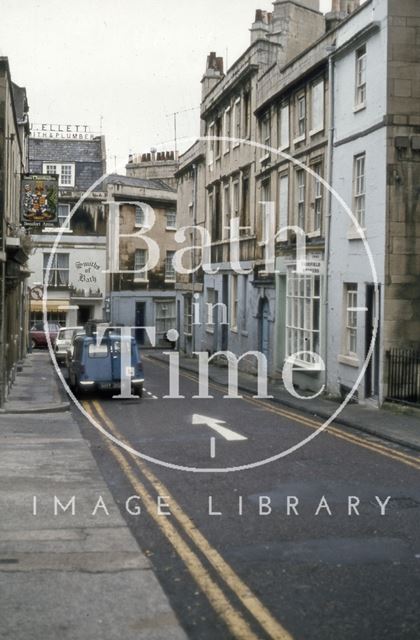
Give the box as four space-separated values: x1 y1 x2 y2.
259 297 270 359
365 284 381 399
77 306 93 326
135 302 146 344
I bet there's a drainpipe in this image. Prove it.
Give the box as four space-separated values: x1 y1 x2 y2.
324 45 336 391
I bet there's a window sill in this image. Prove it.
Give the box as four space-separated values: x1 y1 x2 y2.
259 153 270 164
43 227 73 234
347 227 366 241
293 134 306 145
307 230 322 239
206 328 214 334
278 144 290 153
353 103 366 113
165 227 176 231
164 279 176 284
223 149 230 156
230 327 238 334
241 330 248 337
309 127 324 137
233 142 240 149
286 360 323 373
338 354 360 368
134 278 148 283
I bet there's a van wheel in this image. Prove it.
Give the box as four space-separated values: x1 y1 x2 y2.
137 385 143 398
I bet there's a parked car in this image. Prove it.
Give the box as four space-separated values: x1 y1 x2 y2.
30 322 61 349
68 333 144 397
65 328 86 368
54 327 84 364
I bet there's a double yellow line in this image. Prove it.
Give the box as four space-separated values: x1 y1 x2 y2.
166 364 420 472
83 399 293 640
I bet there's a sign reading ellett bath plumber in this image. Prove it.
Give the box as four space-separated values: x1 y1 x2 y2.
30 123 98 140
21 174 58 225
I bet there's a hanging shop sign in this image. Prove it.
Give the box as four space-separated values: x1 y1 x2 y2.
21 174 58 226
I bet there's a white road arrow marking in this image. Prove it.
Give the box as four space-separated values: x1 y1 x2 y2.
192 414 247 441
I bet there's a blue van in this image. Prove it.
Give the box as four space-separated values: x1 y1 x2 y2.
68 334 144 397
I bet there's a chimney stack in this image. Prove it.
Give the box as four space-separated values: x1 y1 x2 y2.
201 51 224 100
327 0 360 29
250 9 272 44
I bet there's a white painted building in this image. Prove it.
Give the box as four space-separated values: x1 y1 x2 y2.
29 235 106 326
327 0 389 405
326 0 420 407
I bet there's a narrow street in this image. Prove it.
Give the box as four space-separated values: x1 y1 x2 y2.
72 353 420 640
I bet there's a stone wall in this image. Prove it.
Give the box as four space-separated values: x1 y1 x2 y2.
384 0 420 351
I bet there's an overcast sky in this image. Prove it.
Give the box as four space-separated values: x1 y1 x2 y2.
1 0 332 172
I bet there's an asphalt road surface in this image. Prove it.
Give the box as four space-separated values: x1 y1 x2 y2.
71 352 420 640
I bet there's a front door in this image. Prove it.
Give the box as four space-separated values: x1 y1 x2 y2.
259 298 270 358
365 284 381 399
135 302 146 344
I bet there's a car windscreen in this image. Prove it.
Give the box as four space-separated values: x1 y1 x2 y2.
58 329 74 340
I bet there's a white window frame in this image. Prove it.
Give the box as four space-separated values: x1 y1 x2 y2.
344 284 358 358
135 204 145 227
295 93 306 142
155 300 176 338
355 45 367 110
43 252 69 287
311 163 323 235
243 91 251 140
296 169 306 230
165 250 176 282
134 248 148 282
233 98 241 147
286 271 321 368
310 79 324 135
166 210 177 230
57 203 70 229
260 110 271 161
278 102 290 150
184 295 192 335
207 121 215 167
223 182 230 240
223 106 231 154
277 172 289 241
43 162 75 188
353 153 366 230
260 179 271 245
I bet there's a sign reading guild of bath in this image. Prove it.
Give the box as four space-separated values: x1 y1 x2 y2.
21 174 58 225
30 122 98 140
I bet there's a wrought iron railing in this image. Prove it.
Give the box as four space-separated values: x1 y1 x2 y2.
386 349 420 405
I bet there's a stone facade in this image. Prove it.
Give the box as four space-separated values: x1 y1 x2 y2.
0 57 31 406
175 0 419 405
105 171 179 347
174 141 206 356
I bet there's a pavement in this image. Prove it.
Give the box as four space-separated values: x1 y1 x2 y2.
0 351 188 640
148 350 420 453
